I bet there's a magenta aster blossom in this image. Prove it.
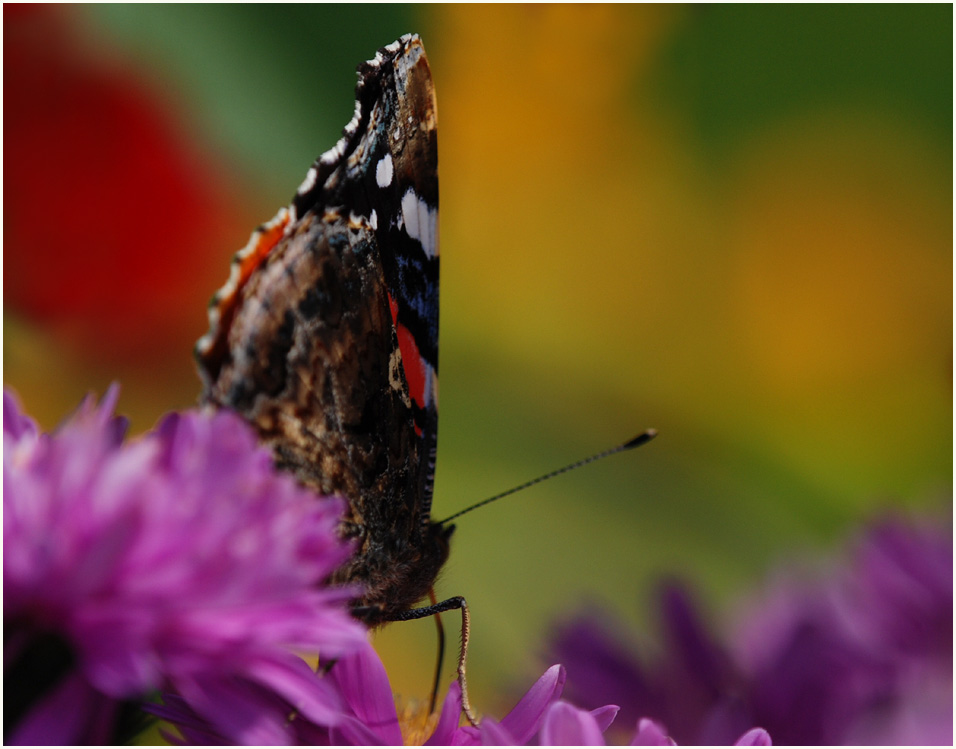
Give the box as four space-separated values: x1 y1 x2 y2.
4 388 367 744
549 514 952 745
157 635 769 745
734 514 953 745
154 643 573 744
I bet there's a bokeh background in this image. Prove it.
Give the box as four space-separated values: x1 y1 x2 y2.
5 4 951 715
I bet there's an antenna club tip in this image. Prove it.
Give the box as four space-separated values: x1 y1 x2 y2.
624 429 658 449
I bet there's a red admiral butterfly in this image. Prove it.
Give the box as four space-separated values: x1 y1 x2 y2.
196 34 656 727
195 34 478 721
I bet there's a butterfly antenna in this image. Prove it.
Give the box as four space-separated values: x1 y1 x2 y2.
437 429 657 525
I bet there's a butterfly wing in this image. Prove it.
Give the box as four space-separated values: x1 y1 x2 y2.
196 35 444 620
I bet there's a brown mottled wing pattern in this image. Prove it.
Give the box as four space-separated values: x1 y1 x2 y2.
195 35 449 623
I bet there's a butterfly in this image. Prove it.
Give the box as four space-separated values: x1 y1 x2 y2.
195 34 477 723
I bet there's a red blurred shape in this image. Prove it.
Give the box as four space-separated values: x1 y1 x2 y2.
5 5 240 362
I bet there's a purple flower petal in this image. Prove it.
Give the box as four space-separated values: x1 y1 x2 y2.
734 727 772 746
550 611 655 728
540 701 607 745
243 653 346 727
172 673 295 745
326 641 402 744
838 515 953 659
3 389 38 443
631 717 675 746
426 679 464 746
591 704 621 733
499 664 567 743
478 717 518 745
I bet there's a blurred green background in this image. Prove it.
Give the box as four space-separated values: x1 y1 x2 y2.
5 4 951 714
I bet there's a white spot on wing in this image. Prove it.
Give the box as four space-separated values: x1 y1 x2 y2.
401 190 420 243
376 153 393 188
400 188 438 258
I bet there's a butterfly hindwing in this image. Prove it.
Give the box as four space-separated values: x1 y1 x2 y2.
196 35 447 622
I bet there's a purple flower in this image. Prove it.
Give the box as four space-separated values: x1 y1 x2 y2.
735 514 953 745
158 637 769 745
156 643 574 745
549 514 952 745
4 388 366 744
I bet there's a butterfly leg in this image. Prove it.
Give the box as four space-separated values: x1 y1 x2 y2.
427 589 446 715
392 595 477 727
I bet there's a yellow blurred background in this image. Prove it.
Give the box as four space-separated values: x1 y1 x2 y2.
5 4 951 714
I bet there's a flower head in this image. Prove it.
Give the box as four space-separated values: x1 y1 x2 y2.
3 386 776 745
735 513 953 745
4 388 366 744
549 513 952 745
157 638 769 745
154 642 573 745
